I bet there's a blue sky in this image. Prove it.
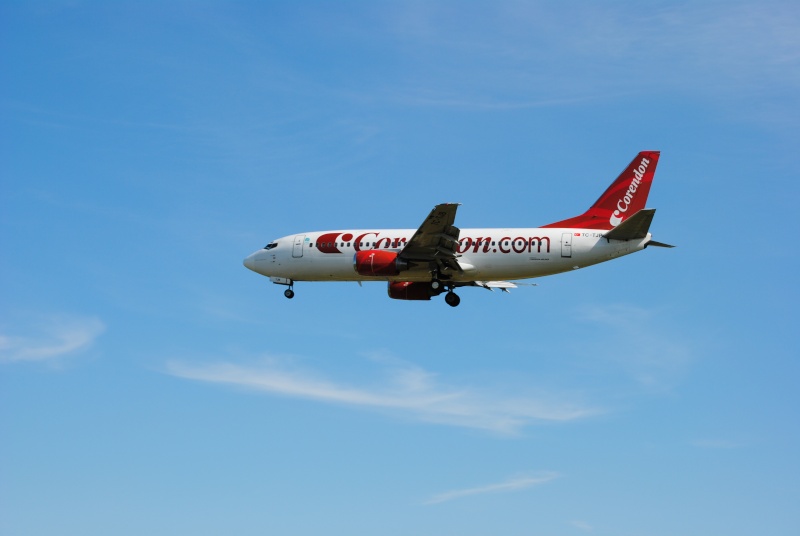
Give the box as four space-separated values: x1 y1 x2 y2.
2 1 799 534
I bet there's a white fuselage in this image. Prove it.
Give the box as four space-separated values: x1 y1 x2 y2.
244 227 650 283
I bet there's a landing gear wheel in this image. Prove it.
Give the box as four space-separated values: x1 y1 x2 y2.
284 288 295 299
445 292 460 307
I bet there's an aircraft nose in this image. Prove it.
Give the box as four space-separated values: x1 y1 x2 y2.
243 252 258 272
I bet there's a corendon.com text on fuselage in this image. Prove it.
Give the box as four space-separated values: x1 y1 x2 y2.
314 231 551 256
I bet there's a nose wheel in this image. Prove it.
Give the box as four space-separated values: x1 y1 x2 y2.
284 284 295 299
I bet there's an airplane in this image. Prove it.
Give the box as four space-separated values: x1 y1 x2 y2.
243 151 673 307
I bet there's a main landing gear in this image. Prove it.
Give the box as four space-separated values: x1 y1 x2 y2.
444 291 461 307
431 270 460 307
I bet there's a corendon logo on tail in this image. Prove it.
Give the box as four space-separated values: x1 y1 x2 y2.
609 157 650 227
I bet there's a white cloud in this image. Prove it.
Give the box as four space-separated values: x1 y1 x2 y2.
573 303 692 391
690 438 746 449
375 2 800 117
569 520 594 532
166 356 599 434
0 315 105 363
425 472 560 505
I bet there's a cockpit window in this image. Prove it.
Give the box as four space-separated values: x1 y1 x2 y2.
264 242 278 250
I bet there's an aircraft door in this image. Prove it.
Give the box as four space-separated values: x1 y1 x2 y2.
561 233 573 258
292 234 305 258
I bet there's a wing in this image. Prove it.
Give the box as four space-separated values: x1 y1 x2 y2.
399 203 462 272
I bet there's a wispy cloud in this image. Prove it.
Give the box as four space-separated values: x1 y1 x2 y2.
569 520 594 532
690 438 746 449
0 315 105 363
573 303 692 391
425 472 560 505
372 2 800 117
166 356 599 434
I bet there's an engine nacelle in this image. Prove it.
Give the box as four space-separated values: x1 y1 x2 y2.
353 250 409 277
387 281 440 300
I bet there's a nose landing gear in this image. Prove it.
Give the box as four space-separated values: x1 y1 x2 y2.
279 279 295 299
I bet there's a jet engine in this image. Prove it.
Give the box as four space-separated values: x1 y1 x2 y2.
353 250 409 277
387 281 442 300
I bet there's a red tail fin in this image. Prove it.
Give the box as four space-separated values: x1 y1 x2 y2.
542 151 660 230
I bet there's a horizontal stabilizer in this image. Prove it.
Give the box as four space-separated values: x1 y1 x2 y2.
603 209 656 240
646 240 675 248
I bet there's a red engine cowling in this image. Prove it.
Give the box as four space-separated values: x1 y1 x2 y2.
353 250 408 277
388 282 436 300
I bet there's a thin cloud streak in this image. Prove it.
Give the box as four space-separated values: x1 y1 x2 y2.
690 439 746 449
375 2 800 115
166 358 599 434
0 315 105 363
425 472 560 505
574 303 692 391
569 520 594 532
